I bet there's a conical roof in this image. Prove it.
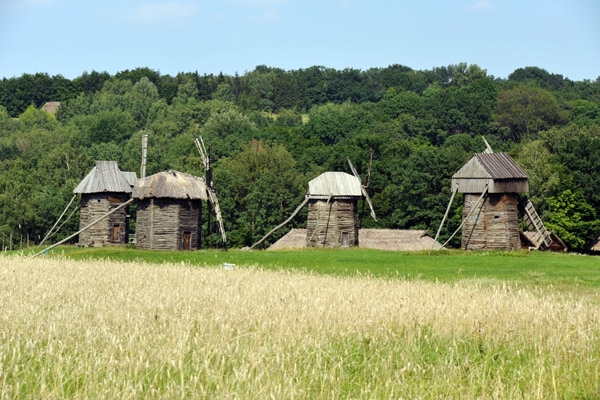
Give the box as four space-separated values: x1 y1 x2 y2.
133 170 208 200
73 161 135 194
307 172 362 199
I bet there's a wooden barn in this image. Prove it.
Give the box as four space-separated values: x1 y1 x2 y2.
452 152 529 250
73 161 136 247
306 172 363 248
133 170 208 251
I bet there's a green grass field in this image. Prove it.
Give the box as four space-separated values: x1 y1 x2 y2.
14 245 600 292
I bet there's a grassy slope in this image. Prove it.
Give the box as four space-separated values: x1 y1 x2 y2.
15 245 600 291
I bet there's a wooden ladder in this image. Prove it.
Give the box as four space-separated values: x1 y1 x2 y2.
519 198 552 249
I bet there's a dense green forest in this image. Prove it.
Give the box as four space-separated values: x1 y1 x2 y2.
1 64 600 251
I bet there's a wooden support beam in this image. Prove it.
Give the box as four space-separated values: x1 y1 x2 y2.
39 194 77 247
440 185 488 249
250 197 309 250
430 185 458 253
32 198 134 258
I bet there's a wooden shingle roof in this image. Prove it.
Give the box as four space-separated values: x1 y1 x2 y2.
133 170 208 200
453 153 528 180
307 172 362 199
73 161 134 194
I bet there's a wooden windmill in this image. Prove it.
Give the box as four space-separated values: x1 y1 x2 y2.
73 161 136 247
251 156 376 249
133 170 208 251
433 138 552 251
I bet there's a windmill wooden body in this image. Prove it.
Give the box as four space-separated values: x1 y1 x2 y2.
306 172 362 247
452 152 529 250
133 170 208 251
73 161 136 247
433 139 554 252
250 157 376 249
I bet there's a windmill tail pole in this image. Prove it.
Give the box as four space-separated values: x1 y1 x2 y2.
430 185 458 253
39 194 77 247
250 197 309 250
440 185 488 249
32 198 134 258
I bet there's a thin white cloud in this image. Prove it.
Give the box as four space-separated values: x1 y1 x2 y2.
129 1 198 23
244 10 280 23
468 1 495 12
229 0 288 6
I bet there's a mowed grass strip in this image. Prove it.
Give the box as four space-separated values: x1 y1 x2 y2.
24 245 600 291
1 256 598 398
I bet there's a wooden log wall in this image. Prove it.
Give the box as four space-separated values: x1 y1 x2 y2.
78 193 130 247
306 199 358 248
461 193 521 250
136 198 202 251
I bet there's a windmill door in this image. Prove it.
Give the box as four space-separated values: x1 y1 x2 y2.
341 232 349 247
112 225 120 242
183 232 191 251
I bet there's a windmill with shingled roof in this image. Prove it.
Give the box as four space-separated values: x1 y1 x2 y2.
433 138 552 251
250 156 377 249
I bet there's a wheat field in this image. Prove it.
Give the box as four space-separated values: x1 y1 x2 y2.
0 255 598 399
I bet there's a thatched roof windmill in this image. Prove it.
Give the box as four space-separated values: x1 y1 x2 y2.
133 170 209 251
251 157 376 249
433 138 552 251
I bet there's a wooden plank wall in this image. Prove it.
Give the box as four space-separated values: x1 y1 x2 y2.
306 199 358 248
136 199 201 250
78 193 130 247
461 193 521 250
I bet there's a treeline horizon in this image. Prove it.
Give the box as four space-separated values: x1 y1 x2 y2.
1 63 599 251
2 63 599 118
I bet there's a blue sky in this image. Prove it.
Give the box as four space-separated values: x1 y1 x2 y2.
1 0 598 80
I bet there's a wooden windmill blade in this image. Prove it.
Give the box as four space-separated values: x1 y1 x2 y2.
207 188 227 244
347 157 377 222
364 149 373 188
195 136 227 244
361 187 377 222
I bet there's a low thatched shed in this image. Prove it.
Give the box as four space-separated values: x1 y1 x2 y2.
133 170 208 251
306 172 362 248
586 234 600 254
73 161 136 247
520 231 567 252
452 153 529 251
268 228 441 251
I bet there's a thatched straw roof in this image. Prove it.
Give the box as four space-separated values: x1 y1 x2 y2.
307 172 362 199
73 161 135 194
133 170 208 200
359 229 442 251
587 234 600 253
267 228 442 251
267 228 307 250
40 101 60 115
